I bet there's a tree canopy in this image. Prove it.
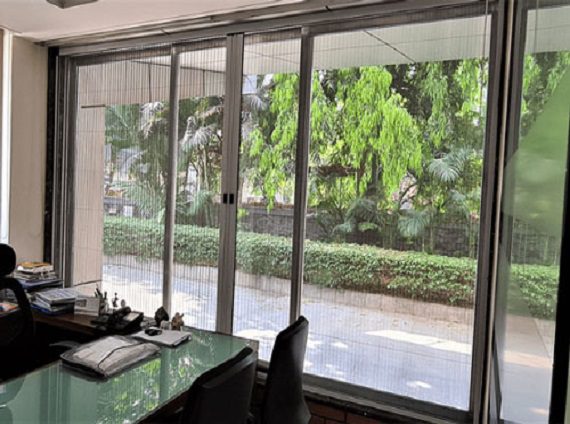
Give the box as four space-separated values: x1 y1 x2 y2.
103 50 570 250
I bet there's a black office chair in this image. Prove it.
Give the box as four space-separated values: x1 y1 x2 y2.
0 244 36 380
0 244 76 381
179 346 257 424
258 316 311 424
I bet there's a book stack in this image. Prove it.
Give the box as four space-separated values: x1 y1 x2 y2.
13 262 63 292
32 288 78 315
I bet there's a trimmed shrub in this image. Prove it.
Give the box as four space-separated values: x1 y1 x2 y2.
103 217 558 319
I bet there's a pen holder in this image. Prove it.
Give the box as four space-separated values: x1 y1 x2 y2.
99 298 108 315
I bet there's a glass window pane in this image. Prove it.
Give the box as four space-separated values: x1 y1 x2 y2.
73 51 171 316
233 33 301 360
171 43 226 331
496 3 570 423
302 15 490 409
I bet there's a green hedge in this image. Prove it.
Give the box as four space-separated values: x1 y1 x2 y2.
103 217 558 319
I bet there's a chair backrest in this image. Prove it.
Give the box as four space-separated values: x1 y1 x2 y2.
0 278 34 349
260 316 311 424
0 243 16 277
180 346 257 424
0 245 36 382
0 244 34 350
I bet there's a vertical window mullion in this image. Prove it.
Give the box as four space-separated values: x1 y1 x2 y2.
290 29 314 324
217 33 244 334
471 1 519 420
63 61 78 288
162 48 181 314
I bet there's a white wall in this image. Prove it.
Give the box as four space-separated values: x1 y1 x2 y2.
0 30 8 245
8 36 48 262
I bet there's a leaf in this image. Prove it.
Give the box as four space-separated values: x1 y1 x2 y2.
398 209 432 238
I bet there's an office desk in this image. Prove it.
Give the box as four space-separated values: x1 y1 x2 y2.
32 311 101 337
0 329 258 423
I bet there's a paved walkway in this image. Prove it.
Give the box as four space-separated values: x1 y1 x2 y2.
101 257 553 421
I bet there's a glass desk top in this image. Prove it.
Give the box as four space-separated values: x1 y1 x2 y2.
0 329 256 424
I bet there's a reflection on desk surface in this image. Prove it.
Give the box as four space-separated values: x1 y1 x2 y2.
1 329 256 424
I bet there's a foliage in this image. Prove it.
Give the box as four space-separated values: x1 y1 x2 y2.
332 198 384 241
398 209 433 239
176 190 216 227
104 53 570 245
104 217 558 319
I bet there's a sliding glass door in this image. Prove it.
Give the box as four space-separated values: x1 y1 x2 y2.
301 15 490 408
233 32 302 360
71 50 171 313
171 41 227 331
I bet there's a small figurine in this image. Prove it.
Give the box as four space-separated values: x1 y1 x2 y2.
171 312 185 331
112 292 119 309
154 306 170 328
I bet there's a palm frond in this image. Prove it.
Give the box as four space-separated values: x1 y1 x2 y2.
398 209 432 238
122 182 164 220
429 147 475 183
428 157 460 183
140 102 165 138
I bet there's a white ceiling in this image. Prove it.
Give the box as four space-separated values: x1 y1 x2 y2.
132 5 570 78
0 0 303 42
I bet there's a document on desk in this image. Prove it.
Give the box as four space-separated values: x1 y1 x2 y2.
133 328 192 347
61 336 160 379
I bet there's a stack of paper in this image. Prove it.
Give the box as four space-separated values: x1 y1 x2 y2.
61 336 160 378
13 262 62 292
32 288 78 315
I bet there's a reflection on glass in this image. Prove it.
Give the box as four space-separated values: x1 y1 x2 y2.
4 330 251 424
73 53 171 315
233 34 301 360
496 4 570 423
302 15 490 408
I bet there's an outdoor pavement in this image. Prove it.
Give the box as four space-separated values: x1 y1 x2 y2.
101 257 554 422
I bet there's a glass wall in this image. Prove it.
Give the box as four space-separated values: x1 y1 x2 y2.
495 3 570 423
233 33 301 360
62 2 570 418
73 51 171 315
301 16 490 408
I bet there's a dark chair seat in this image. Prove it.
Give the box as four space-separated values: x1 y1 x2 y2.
179 346 257 424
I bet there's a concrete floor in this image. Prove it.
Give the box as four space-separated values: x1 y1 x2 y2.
101 258 554 421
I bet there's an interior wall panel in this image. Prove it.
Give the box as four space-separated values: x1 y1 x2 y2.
9 36 48 262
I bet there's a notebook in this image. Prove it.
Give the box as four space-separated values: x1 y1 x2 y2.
133 328 192 347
